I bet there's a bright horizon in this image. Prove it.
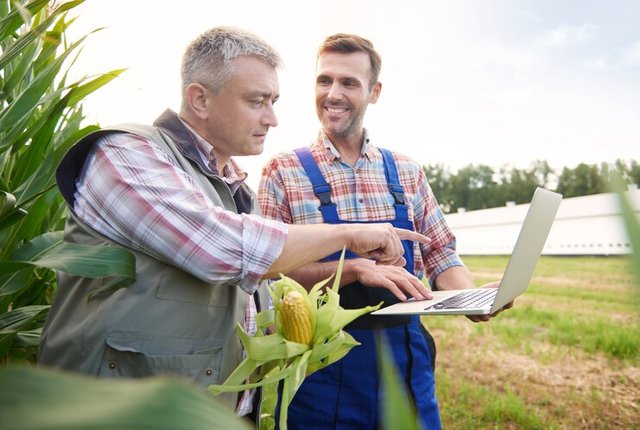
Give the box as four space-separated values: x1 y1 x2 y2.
67 0 640 190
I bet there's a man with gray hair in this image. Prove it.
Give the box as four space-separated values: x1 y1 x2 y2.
38 26 429 424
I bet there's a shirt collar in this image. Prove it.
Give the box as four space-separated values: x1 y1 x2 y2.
179 118 248 189
316 129 375 162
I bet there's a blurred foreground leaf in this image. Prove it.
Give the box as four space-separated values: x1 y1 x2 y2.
0 365 251 430
378 335 422 430
610 172 640 308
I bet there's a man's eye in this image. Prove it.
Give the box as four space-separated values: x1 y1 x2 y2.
252 100 264 107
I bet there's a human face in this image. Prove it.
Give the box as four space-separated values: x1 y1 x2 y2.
203 56 279 163
315 51 380 142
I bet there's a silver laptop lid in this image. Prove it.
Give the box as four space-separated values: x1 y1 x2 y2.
490 187 562 313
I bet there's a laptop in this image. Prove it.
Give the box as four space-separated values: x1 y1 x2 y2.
372 187 562 316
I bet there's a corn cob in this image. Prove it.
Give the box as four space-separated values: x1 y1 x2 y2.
281 290 313 345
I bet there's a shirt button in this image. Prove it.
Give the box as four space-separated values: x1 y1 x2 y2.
359 198 364 203
205 368 213 376
108 361 116 369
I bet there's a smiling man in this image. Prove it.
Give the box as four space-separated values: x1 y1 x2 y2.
38 27 430 427
259 33 510 430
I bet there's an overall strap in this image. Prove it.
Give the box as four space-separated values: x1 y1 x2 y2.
293 148 340 222
379 148 409 222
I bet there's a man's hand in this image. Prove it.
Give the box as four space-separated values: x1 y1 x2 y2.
350 258 433 301
347 224 430 265
267 223 430 280
466 281 514 323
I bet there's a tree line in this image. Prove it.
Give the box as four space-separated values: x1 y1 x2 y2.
424 159 640 214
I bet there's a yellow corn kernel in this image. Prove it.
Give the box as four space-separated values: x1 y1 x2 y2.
281 290 313 345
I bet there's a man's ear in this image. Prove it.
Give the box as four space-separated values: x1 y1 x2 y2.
369 81 382 104
185 83 209 119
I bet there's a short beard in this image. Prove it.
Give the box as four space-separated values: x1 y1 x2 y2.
323 117 358 139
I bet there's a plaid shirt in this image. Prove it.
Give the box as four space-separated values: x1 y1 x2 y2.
73 127 287 416
258 130 462 286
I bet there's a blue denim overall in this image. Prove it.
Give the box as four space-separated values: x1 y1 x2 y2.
278 147 441 430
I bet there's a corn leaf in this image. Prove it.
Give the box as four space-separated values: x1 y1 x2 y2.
0 0 49 40
0 0 82 71
379 336 423 430
67 68 126 106
277 351 312 430
6 231 135 280
0 364 251 430
0 305 48 356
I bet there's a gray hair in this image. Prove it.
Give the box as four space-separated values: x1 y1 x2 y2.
181 26 282 97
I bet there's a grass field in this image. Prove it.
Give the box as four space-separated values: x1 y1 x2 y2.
428 255 639 429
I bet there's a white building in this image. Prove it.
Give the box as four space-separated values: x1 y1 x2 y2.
444 188 640 256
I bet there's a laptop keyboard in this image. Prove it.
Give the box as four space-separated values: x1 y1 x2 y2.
427 288 497 310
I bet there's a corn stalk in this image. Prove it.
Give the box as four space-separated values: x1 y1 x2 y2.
0 0 134 362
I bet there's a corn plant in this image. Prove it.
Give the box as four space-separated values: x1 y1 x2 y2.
0 364 252 430
210 251 382 430
0 0 134 363
610 171 640 309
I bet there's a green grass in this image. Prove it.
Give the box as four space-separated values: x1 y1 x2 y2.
438 372 553 430
430 255 639 429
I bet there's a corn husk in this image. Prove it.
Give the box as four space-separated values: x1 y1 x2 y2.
208 249 381 429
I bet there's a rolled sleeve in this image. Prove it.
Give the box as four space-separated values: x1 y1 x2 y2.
423 239 464 288
238 213 288 293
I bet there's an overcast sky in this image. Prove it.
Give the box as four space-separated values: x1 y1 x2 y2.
67 0 640 190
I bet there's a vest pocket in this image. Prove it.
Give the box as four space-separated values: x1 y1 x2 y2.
98 331 223 387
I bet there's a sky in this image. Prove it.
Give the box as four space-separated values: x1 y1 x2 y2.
67 0 640 190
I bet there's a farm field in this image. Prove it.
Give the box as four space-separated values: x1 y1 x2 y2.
428 255 639 429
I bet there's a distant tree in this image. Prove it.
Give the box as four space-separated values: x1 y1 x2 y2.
557 163 606 197
446 164 497 212
628 160 640 186
530 160 555 188
424 159 637 213
423 164 451 212
612 159 640 187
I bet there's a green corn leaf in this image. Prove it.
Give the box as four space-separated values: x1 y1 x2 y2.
238 327 308 362
10 93 76 188
0 0 49 41
0 191 29 231
308 330 359 364
3 42 39 94
0 267 32 297
32 29 62 76
0 191 18 219
0 364 252 430
255 308 274 329
14 327 42 348
10 232 134 276
379 336 423 430
277 351 312 430
67 68 127 106
0 304 48 332
0 305 48 356
211 361 295 396
0 32 89 132
0 1 78 71
211 356 268 390
0 208 28 231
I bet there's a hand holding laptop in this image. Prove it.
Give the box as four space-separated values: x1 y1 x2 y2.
372 187 562 318
466 281 513 323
